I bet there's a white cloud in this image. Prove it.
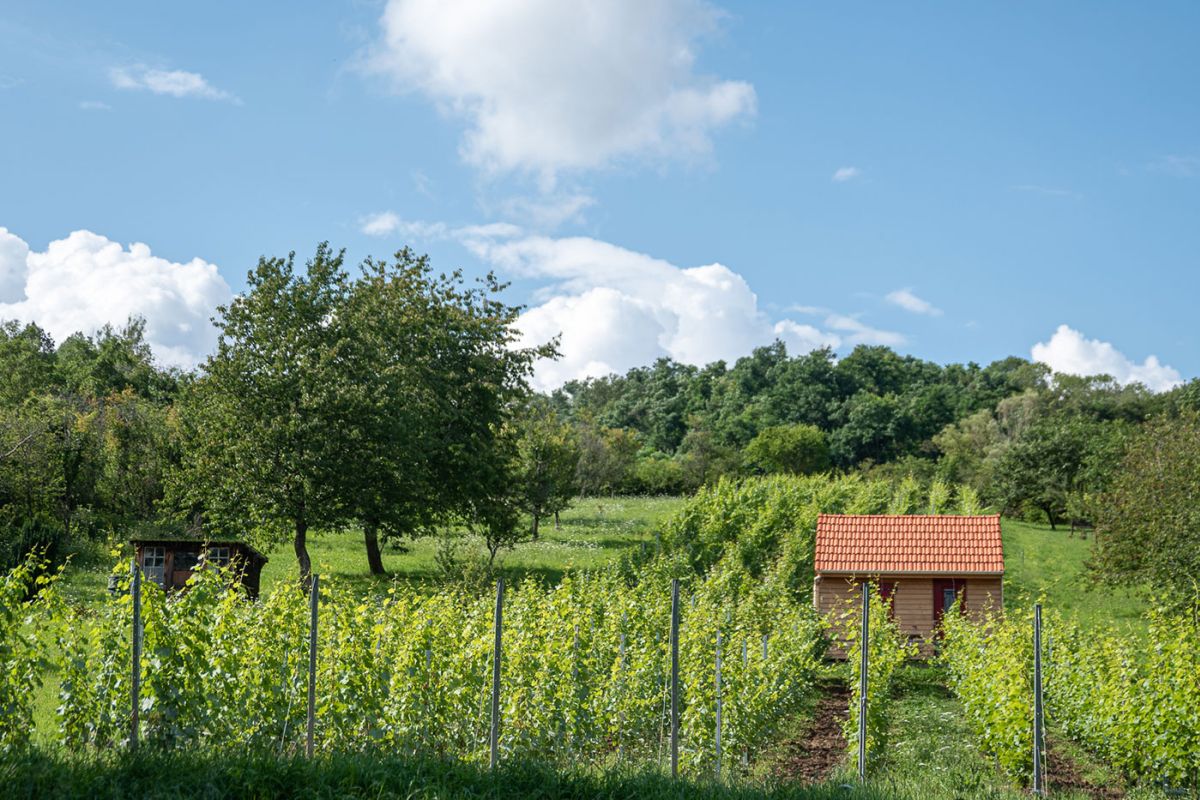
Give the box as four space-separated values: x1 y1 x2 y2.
886 288 942 316
496 192 596 230
358 211 451 239
832 166 861 183
824 313 907 347
459 229 857 390
360 211 402 237
110 65 238 103
0 228 232 369
365 0 756 181
1032 324 1182 393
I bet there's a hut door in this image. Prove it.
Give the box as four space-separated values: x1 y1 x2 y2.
932 579 966 625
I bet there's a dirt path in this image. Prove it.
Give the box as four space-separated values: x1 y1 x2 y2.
1046 734 1125 799
770 679 849 783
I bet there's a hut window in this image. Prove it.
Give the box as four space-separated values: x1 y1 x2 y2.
174 552 200 572
143 547 166 587
207 546 231 567
941 588 957 612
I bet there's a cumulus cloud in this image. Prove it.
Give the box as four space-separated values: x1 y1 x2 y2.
0 228 232 368
1032 324 1182 393
458 229 864 390
364 0 756 181
832 166 861 183
886 288 942 316
110 65 238 102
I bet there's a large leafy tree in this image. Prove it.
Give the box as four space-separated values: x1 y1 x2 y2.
337 249 549 573
0 321 59 405
743 423 830 476
1091 413 1200 614
171 244 353 590
512 400 579 540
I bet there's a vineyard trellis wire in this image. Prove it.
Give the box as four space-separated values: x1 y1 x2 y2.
5 550 824 776
940 600 1200 792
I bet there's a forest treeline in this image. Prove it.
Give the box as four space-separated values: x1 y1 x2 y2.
550 344 1199 520
1 245 1198 595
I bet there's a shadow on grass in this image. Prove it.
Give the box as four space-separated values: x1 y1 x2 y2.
2 748 901 800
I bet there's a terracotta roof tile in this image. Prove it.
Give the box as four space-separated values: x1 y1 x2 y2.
814 514 1003 575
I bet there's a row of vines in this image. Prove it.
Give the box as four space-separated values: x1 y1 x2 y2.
940 605 1200 790
841 589 917 771
4 552 822 774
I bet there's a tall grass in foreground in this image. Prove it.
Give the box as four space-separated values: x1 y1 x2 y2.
1 749 901 800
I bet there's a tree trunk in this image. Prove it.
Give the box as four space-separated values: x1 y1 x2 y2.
364 522 386 576
531 514 540 541
1043 504 1057 531
295 518 313 593
554 510 560 530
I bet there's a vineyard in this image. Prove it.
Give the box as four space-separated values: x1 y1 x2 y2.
941 603 1200 791
3 476 1196 799
6 550 825 775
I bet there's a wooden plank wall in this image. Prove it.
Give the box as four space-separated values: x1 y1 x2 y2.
817 573 1003 658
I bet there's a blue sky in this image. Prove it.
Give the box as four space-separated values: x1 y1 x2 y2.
1 1 1196 390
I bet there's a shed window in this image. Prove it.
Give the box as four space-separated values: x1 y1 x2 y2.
173 551 200 573
142 546 166 587
207 546 231 568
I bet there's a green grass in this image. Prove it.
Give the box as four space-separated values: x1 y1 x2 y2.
54 496 686 605
257 495 685 593
1 749 899 800
1001 519 1145 629
871 664 1165 799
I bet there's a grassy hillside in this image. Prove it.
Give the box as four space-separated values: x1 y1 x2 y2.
1001 519 1145 629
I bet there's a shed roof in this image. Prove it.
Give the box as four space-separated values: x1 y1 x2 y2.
814 514 1003 575
131 538 269 564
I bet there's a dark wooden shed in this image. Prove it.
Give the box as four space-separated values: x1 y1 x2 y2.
131 539 268 599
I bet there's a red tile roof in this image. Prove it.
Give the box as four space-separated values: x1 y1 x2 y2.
815 514 1004 575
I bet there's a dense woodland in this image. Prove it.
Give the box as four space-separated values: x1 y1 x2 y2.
1 246 1198 607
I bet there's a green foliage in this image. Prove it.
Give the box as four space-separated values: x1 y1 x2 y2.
1091 413 1200 613
1047 610 1200 787
574 421 641 495
938 607 1033 783
842 587 917 772
631 451 689 495
0 552 59 752
743 424 830 476
46 553 820 775
661 474 973 601
0 748 901 800
169 244 354 586
511 401 580 538
992 414 1126 530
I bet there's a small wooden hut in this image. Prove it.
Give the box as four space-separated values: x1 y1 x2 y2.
131 539 268 599
813 514 1004 657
